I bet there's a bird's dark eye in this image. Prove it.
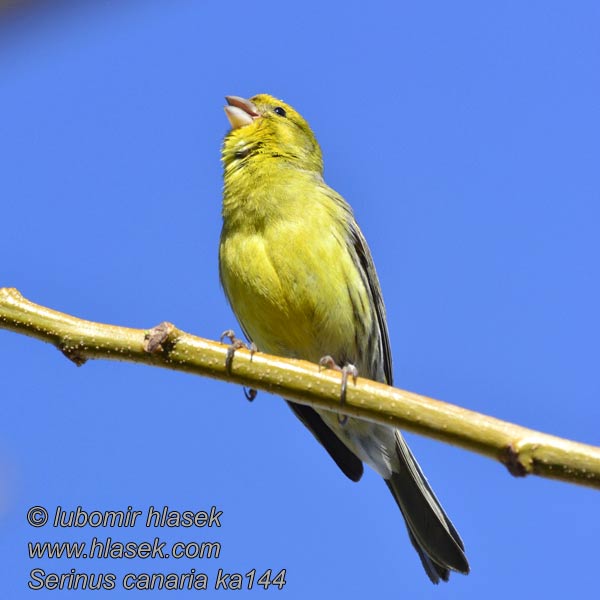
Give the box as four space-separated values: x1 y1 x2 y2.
273 106 287 117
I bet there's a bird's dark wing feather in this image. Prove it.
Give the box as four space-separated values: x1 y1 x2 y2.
287 401 364 482
348 220 394 386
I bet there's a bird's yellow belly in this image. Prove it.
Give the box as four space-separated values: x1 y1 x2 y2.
219 224 364 365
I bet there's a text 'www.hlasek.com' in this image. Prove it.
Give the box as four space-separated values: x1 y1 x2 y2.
26 505 287 591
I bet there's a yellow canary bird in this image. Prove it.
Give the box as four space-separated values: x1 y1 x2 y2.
219 94 469 583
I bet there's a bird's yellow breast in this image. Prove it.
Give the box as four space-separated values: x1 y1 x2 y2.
219 184 370 365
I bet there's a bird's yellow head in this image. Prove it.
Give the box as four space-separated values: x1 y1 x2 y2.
222 94 323 174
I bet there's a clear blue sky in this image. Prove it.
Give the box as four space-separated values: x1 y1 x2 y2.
1 1 599 597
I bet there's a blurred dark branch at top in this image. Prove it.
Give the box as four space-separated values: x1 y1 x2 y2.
1 0 64 16
0 0 101 28
0 0 64 27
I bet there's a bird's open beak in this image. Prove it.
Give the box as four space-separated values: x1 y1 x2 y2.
224 96 260 129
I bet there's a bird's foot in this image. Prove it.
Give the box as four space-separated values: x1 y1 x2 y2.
220 329 258 401
318 355 358 425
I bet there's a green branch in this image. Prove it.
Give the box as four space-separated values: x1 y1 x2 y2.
1 286 599 489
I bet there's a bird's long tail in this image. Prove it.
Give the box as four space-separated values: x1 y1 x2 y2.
385 432 470 583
